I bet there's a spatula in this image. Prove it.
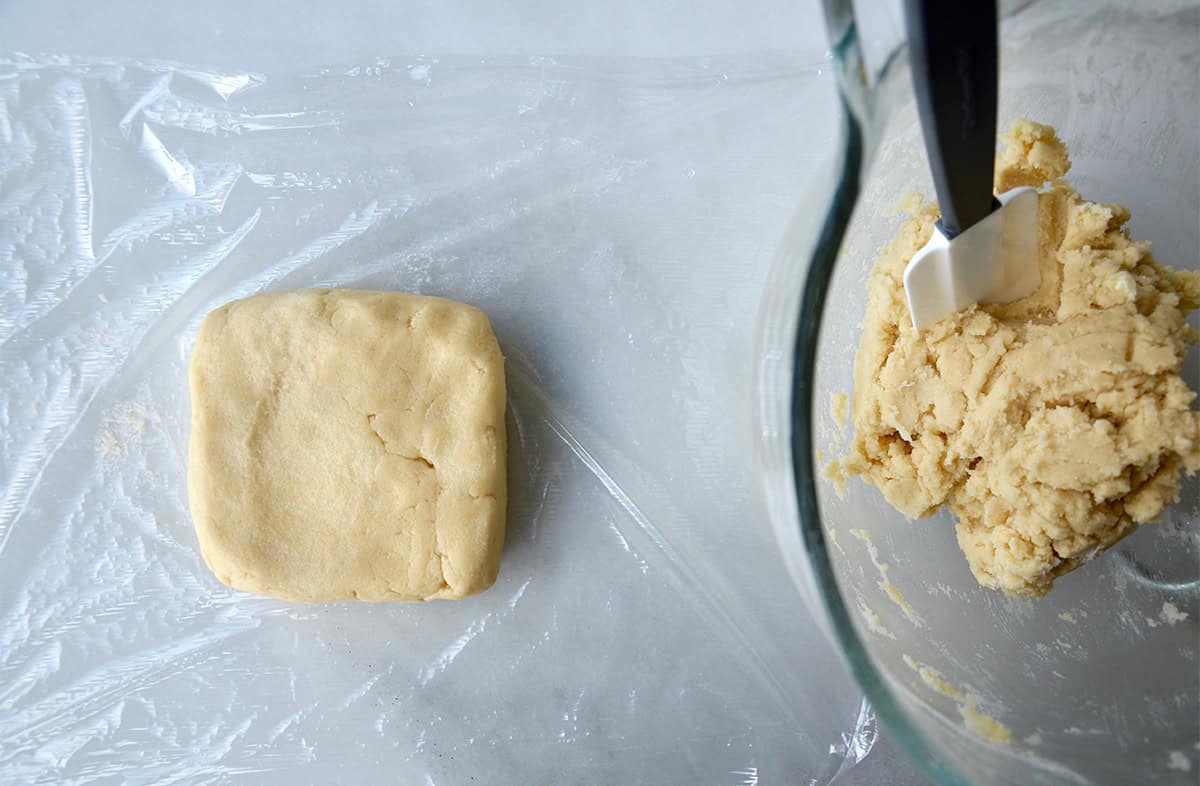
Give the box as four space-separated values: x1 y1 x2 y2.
901 0 1040 332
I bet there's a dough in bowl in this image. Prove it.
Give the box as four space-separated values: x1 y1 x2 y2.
187 289 507 602
845 121 1200 597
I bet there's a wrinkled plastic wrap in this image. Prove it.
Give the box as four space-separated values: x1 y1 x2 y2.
0 52 879 782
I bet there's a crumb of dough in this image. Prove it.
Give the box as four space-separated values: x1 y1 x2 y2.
844 119 1200 597
99 401 157 461
882 581 920 624
850 529 923 625
857 600 896 639
1160 602 1189 625
1167 751 1192 772
960 698 1015 746
1057 611 1077 624
830 391 849 430
823 458 848 497
903 654 966 700
98 431 121 459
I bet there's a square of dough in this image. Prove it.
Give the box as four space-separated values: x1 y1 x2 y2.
187 289 507 602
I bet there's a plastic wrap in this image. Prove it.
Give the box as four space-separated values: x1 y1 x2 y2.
0 52 878 782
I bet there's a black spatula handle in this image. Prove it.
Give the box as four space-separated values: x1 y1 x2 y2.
903 0 999 239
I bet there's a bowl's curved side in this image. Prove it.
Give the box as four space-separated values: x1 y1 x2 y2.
759 2 1200 785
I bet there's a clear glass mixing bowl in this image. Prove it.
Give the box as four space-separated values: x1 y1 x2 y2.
758 1 1200 784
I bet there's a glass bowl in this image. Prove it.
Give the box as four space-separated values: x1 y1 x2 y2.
758 1 1200 784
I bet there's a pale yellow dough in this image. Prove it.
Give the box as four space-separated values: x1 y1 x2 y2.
188 289 507 602
846 120 1200 597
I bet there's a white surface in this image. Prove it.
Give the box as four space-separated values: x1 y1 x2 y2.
3 0 827 68
0 4 935 779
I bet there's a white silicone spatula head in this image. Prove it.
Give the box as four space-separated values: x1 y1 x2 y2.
900 0 1041 331
903 186 1040 331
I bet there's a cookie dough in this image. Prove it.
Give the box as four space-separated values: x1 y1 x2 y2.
845 120 1200 597
188 289 507 602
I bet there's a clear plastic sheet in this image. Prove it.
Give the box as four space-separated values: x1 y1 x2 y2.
0 52 878 782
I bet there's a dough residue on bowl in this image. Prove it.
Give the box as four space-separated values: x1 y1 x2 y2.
845 119 1200 597
901 654 1014 745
